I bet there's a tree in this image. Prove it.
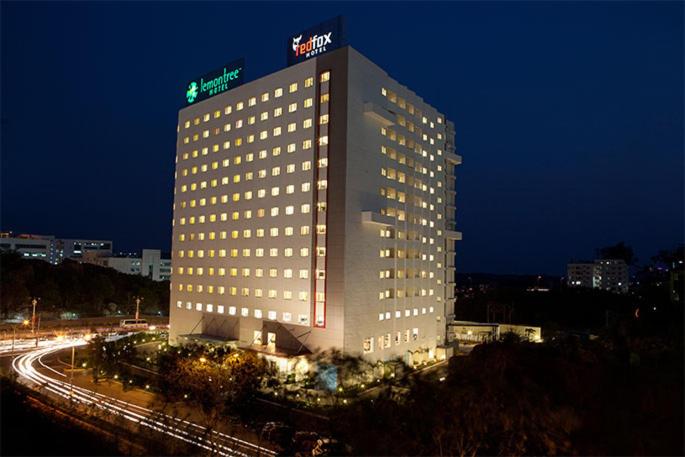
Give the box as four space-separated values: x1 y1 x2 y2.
157 346 271 419
597 241 635 265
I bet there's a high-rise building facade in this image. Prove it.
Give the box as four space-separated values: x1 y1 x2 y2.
169 45 461 363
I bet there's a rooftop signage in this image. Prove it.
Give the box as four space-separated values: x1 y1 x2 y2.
184 58 244 106
287 16 346 66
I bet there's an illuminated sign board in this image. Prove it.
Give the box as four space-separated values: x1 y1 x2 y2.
287 16 346 66
184 58 244 106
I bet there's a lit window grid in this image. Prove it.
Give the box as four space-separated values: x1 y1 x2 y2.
372 83 452 335
172 73 319 325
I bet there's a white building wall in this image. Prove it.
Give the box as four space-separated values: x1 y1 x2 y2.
341 49 450 362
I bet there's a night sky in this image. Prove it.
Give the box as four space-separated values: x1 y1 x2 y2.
2 2 682 275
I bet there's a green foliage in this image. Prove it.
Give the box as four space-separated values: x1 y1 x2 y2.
0 251 168 318
332 336 683 456
88 334 139 381
308 349 377 389
157 345 272 418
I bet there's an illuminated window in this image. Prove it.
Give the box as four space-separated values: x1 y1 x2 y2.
274 88 283 98
320 71 330 82
289 82 298 93
304 98 313 108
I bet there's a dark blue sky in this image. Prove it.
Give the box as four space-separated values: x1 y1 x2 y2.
2 2 682 274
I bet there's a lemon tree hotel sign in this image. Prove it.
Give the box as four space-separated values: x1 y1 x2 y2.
184 58 244 106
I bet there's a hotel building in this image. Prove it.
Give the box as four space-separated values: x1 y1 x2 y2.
169 46 462 363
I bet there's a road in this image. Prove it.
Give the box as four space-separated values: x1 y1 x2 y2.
10 338 277 457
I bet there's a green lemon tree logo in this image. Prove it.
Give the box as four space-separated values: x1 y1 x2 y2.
186 82 199 103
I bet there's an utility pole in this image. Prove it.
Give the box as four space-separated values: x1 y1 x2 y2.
69 345 75 402
35 313 41 347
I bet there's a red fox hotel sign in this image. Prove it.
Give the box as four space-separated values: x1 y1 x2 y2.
287 16 346 66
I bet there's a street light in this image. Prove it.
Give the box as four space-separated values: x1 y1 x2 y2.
30 297 40 334
132 296 143 320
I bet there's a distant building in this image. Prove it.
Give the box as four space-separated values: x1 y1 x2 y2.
56 238 112 262
0 232 112 264
567 262 595 288
567 259 629 294
0 233 58 263
85 249 171 281
669 260 684 304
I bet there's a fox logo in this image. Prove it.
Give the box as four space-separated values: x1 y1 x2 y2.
292 35 303 52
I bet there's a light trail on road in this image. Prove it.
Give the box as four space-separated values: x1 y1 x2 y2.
11 339 276 457
0 338 65 355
